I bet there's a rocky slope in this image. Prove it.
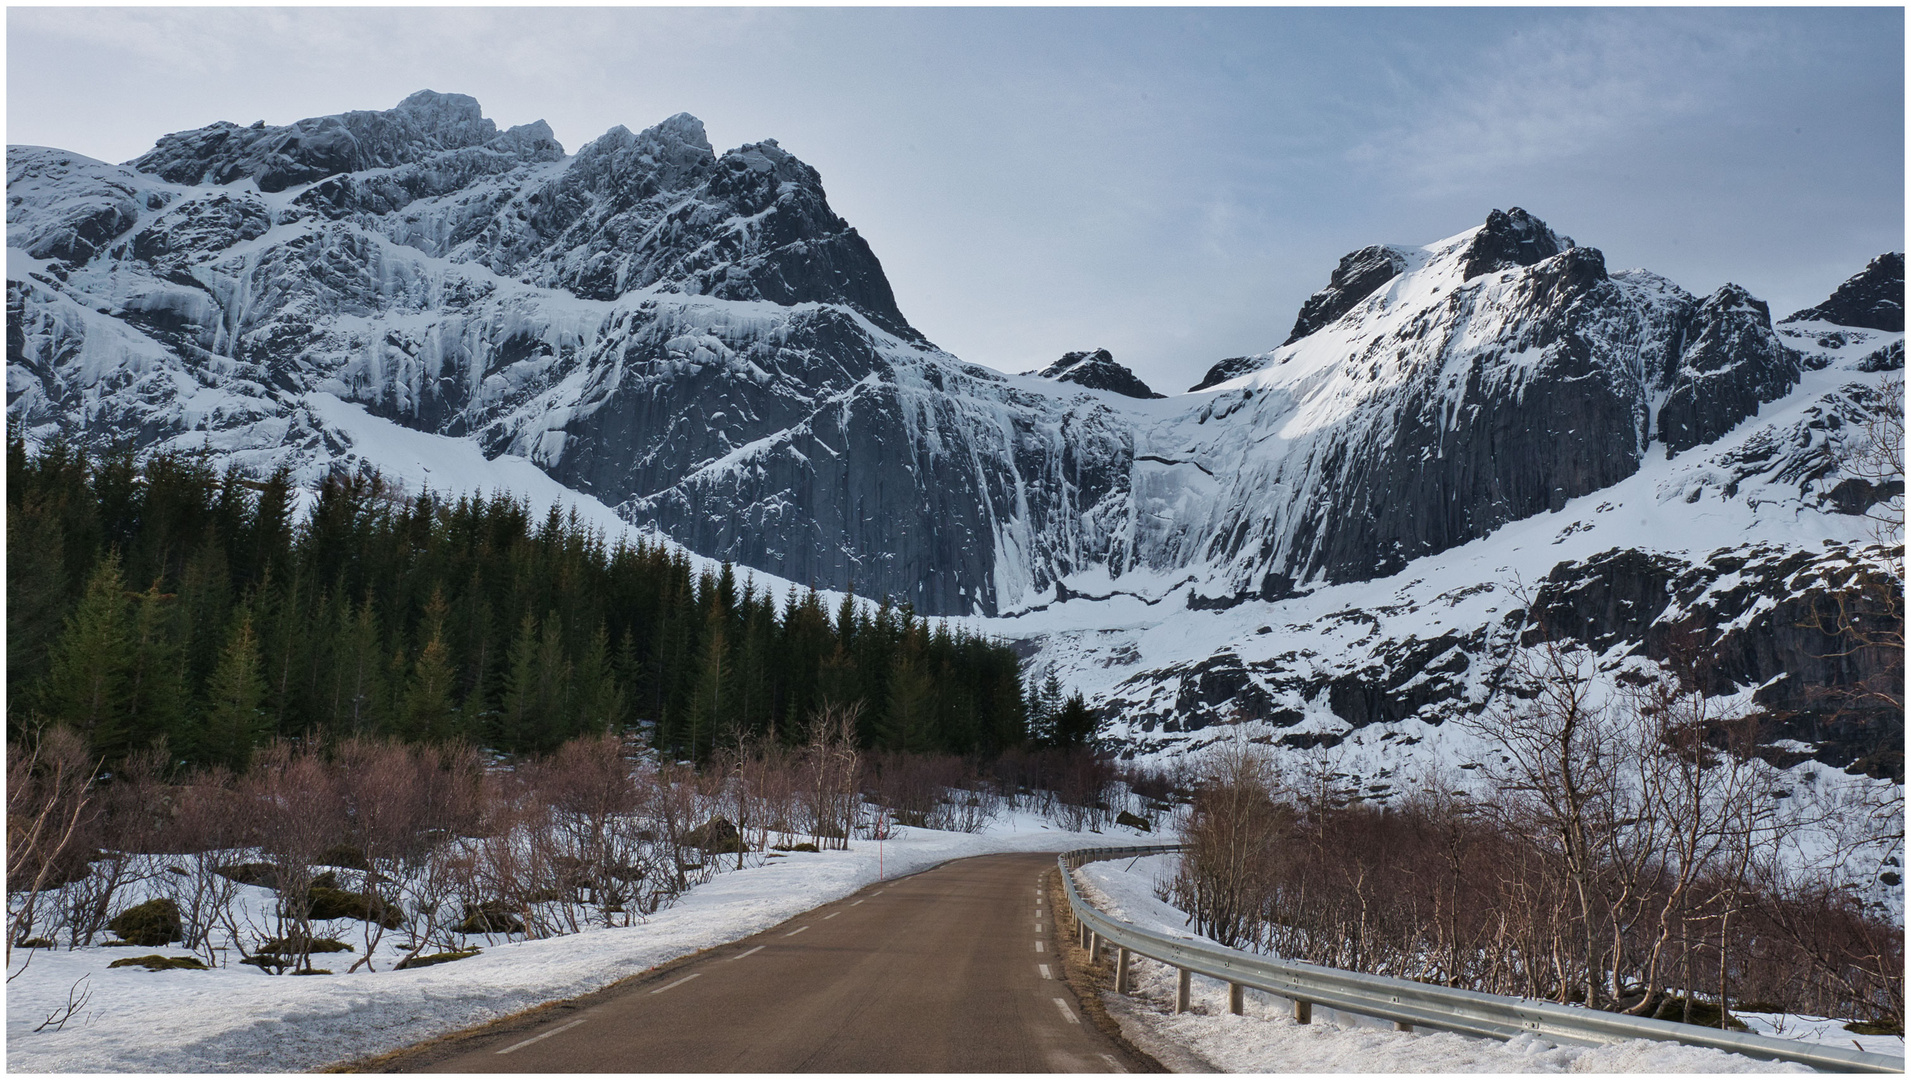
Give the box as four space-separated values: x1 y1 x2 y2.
8 92 1903 782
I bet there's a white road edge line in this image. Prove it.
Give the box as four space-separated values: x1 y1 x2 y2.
1053 997 1080 1024
496 1017 586 1055
1101 1053 1126 1072
1039 964 1053 979
785 925 809 937
649 973 702 995
729 945 764 961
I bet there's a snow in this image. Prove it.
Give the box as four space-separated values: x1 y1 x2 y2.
1073 855 1890 1073
7 811 1116 1073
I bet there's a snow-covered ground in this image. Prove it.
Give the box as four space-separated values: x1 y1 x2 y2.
5 811 1118 1073
1075 854 1906 1073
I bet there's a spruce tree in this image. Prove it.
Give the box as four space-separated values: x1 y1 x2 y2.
201 613 268 771
404 591 457 742
42 552 132 755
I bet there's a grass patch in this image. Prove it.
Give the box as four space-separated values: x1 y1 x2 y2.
395 948 481 970
15 937 55 949
256 936 354 955
107 954 208 971
1649 996 1749 1031
107 897 181 947
1846 1019 1904 1037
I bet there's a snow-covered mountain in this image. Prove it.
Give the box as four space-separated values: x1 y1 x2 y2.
8 92 1903 780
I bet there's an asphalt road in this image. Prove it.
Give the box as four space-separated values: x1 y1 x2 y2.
402 851 1138 1072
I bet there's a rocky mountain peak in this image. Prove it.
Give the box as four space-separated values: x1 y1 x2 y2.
1282 244 1410 346
650 112 714 153
1459 206 1567 280
128 90 557 193
1784 251 1905 332
1657 282 1798 454
1034 349 1163 398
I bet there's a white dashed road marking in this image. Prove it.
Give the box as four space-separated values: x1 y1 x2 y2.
729 946 764 961
1053 997 1080 1024
823 911 840 920
850 899 865 907
1039 964 1053 979
497 1018 585 1055
650 973 701 995
785 925 809 937
1035 941 1045 952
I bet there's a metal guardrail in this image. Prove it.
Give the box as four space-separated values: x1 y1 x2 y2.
1059 844 1905 1074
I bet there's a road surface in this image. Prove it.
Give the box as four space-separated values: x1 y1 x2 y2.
393 851 1141 1072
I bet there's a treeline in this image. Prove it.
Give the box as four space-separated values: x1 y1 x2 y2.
1169 642 1905 1030
6 438 1033 768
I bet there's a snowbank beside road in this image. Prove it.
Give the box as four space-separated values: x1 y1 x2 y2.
1075 855 1900 1073
6 812 1112 1073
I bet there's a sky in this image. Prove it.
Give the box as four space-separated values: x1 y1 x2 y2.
7 6 1904 394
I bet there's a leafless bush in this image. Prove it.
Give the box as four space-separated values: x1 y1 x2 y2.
7 728 96 968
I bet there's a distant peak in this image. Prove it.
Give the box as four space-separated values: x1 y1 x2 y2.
1783 251 1905 332
650 112 712 152
1460 207 1566 280
1036 349 1164 399
1284 244 1409 346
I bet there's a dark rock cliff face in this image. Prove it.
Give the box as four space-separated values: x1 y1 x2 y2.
1269 244 1650 588
1282 244 1409 345
1529 545 1903 780
1458 206 1567 279
1187 355 1261 393
132 90 557 193
1657 284 1799 454
1035 349 1162 398
1786 252 1905 333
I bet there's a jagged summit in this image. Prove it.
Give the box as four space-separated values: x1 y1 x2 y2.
128 90 563 192
1785 251 1905 332
1457 206 1570 280
1281 244 1409 347
1034 349 1163 398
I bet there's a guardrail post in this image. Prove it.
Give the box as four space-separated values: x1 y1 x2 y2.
1175 967 1192 1013
1293 999 1311 1024
1078 922 1089 950
1394 1020 1413 1033
1229 982 1244 1015
1089 930 1101 959
1116 947 1132 993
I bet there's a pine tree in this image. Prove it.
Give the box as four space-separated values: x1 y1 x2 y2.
124 582 189 757
880 646 936 753
1053 692 1096 750
201 612 267 771
404 590 457 742
42 552 132 755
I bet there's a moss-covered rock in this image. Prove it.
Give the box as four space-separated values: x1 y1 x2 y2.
395 947 481 970
305 885 403 927
215 862 279 888
255 936 353 955
682 817 746 854
317 843 370 870
107 954 207 971
1115 810 1151 832
15 937 55 949
107 898 181 947
451 901 525 935
1650 996 1748 1031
